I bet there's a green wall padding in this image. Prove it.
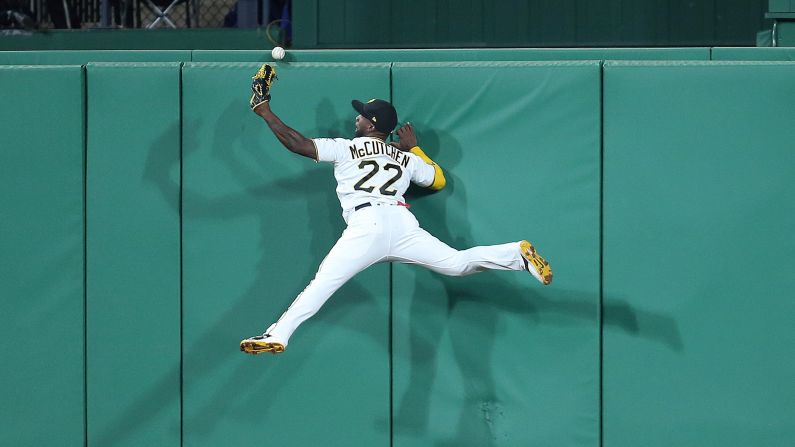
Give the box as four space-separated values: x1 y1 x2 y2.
711 47 795 60
390 61 600 446
181 62 391 446
192 48 711 63
4 56 795 447
0 65 85 447
603 61 795 447
0 50 191 65
85 63 182 447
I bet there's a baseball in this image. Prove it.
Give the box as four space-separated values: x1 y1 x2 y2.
271 46 286 60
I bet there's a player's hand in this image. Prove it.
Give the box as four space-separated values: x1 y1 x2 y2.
390 122 418 152
250 64 277 111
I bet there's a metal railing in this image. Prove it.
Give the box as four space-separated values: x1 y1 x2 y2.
0 0 290 30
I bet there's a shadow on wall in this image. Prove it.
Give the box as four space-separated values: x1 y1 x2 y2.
179 101 385 436
92 101 384 445
395 125 516 446
394 124 682 444
603 298 683 351
315 97 351 138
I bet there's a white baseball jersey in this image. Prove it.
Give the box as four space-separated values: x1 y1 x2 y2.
313 137 436 221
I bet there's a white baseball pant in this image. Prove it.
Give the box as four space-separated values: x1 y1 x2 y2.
266 202 527 346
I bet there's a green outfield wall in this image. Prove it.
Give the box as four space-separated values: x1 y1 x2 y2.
390 61 600 446
602 61 795 447
7 47 795 66
1 60 793 447
710 46 795 60
85 62 182 447
0 65 85 446
191 48 712 63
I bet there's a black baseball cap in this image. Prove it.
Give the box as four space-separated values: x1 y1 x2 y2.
352 99 398 134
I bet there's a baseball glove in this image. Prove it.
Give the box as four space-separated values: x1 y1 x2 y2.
250 64 277 110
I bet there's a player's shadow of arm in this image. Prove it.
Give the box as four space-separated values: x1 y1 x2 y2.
144 106 342 223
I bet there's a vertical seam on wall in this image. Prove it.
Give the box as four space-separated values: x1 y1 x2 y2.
82 64 89 447
179 62 185 447
598 60 605 447
389 262 394 447
388 61 394 447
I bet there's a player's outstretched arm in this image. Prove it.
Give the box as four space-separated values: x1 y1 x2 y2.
393 123 446 190
252 102 316 160
248 64 315 160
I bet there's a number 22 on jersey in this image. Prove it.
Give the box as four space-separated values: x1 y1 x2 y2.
353 160 403 196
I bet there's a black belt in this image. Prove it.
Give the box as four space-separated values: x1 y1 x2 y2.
354 202 372 211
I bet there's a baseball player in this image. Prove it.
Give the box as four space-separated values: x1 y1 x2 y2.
240 64 552 355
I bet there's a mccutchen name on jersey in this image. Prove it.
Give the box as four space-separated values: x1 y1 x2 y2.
349 140 410 168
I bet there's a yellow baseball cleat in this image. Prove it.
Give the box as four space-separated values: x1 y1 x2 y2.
240 334 285 355
519 240 553 285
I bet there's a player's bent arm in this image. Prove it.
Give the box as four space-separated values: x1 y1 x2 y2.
410 146 446 190
253 103 317 160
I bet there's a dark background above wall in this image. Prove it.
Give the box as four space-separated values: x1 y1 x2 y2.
294 0 773 48
0 0 776 50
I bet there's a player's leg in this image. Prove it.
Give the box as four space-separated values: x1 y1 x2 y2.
393 226 520 275
390 210 552 283
240 211 387 354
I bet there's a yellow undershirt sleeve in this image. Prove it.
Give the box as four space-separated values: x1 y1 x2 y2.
409 146 446 190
